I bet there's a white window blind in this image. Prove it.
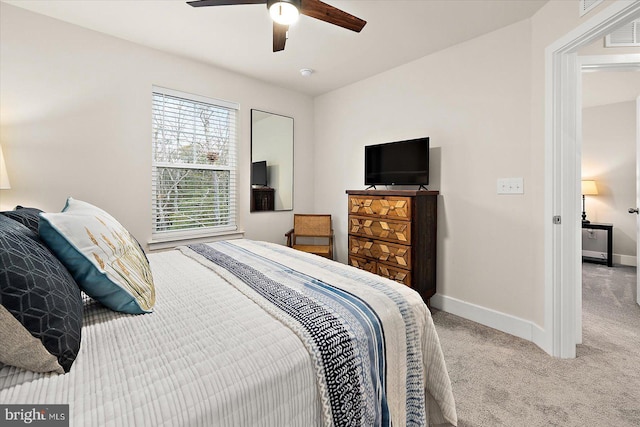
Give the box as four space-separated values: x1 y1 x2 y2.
151 87 238 239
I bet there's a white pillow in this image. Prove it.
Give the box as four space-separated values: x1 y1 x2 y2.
39 198 155 314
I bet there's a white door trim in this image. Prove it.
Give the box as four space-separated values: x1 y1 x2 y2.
637 95 640 307
575 53 640 345
580 54 640 69
544 0 640 358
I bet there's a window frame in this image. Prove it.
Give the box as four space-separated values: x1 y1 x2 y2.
150 86 240 246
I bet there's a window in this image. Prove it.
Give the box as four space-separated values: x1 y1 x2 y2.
151 87 238 240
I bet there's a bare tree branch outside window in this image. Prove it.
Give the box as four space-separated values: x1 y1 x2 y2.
151 90 237 235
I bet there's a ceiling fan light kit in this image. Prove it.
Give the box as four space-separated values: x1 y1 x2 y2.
187 0 366 52
267 0 300 25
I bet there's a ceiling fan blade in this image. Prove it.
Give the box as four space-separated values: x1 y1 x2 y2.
273 22 288 52
299 0 366 32
187 0 266 7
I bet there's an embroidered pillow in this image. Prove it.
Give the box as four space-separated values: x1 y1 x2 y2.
39 198 155 314
0 215 82 373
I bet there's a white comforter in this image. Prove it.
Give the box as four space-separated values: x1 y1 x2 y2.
0 240 457 427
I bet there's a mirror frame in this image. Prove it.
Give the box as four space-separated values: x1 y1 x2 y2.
250 109 294 212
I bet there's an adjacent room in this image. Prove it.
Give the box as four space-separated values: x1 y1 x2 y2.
1 0 639 426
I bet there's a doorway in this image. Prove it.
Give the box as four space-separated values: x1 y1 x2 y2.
546 1 640 358
578 59 640 342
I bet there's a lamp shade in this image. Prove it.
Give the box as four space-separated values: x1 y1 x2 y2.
0 145 10 190
581 180 598 196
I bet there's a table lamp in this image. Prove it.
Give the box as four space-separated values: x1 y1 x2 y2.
581 180 598 223
0 145 10 190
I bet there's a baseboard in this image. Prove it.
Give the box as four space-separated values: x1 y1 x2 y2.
581 250 636 266
531 323 551 355
431 294 540 343
581 249 606 261
615 254 636 267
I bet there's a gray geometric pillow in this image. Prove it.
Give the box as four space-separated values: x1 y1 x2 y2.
0 206 43 235
0 215 82 373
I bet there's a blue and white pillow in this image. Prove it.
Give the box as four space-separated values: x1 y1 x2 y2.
39 198 155 314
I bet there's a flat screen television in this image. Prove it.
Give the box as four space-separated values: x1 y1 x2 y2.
251 160 268 187
365 137 429 186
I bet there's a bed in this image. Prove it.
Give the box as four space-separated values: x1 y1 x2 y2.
0 203 457 427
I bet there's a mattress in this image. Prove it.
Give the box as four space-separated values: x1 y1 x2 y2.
0 239 456 427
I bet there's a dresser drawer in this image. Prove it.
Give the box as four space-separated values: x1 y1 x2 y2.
348 255 377 274
348 195 412 220
349 236 411 269
348 216 411 245
377 264 412 287
349 236 375 258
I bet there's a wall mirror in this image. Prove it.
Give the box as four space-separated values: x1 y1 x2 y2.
250 109 293 212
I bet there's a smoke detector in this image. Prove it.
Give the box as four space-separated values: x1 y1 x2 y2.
300 68 314 77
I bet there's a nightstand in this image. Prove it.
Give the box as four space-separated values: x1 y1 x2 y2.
581 222 613 267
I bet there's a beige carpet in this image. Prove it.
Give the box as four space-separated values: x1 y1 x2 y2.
431 263 640 427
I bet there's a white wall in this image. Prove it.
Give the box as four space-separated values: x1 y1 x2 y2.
315 0 629 332
0 3 315 248
582 101 637 264
314 19 537 322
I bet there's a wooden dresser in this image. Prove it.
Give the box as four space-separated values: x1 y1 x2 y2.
346 189 438 304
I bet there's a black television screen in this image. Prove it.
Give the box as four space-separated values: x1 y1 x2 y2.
365 137 430 186
251 160 268 186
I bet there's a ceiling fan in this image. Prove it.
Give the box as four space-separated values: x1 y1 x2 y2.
187 0 367 52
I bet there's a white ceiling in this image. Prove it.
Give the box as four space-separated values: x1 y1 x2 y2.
4 0 548 96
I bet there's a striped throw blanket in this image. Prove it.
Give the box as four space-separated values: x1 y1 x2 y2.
183 240 456 427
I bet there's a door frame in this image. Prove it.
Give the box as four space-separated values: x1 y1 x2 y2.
575 54 640 343
545 0 640 358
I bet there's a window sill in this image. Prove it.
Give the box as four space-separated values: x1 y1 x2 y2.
148 229 245 252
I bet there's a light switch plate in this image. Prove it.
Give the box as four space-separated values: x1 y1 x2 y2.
497 177 524 194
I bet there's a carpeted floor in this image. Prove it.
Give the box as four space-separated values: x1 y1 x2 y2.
431 262 640 427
